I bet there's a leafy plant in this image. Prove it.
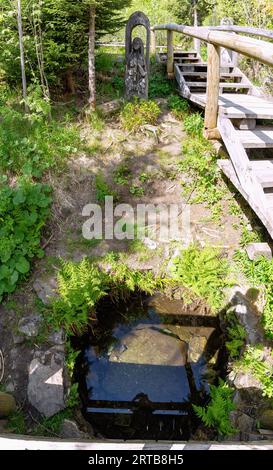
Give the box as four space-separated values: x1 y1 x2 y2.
238 345 273 398
31 410 72 437
225 310 246 358
234 250 273 338
184 113 204 136
178 136 226 214
170 244 230 311
149 69 175 98
7 409 26 434
0 102 79 177
168 94 189 119
193 379 237 436
95 172 117 202
114 163 132 185
50 258 108 335
67 383 80 408
121 98 161 132
0 181 52 301
129 184 145 197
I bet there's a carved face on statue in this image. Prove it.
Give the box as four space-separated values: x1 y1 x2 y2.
132 37 142 52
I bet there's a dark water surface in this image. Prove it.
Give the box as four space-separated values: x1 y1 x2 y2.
76 293 226 440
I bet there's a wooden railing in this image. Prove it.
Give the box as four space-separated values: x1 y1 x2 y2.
152 24 273 136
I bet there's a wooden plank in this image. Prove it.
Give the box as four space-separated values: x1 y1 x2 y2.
237 128 273 148
204 44 220 131
174 64 191 99
183 71 242 78
218 94 273 119
218 160 273 237
218 115 268 210
1 434 273 450
187 82 251 89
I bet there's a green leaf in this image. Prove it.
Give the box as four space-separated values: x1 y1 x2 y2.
15 256 30 274
10 270 19 285
13 190 26 205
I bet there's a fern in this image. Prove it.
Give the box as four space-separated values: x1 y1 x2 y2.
170 244 230 311
226 311 246 358
193 379 237 436
50 258 108 335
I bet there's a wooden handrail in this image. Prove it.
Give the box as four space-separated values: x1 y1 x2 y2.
204 25 273 41
152 24 273 67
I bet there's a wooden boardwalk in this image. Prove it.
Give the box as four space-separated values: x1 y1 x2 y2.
158 50 273 238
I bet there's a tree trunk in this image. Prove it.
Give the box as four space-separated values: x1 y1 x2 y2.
88 5 96 110
17 0 28 112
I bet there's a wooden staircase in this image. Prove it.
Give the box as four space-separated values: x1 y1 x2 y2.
157 50 273 238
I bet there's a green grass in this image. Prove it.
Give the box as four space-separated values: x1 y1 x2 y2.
183 113 204 136
168 94 189 119
7 409 26 434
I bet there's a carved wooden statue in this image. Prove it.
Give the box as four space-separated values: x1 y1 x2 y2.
125 12 150 100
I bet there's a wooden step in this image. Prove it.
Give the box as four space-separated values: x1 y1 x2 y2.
174 51 198 56
178 57 200 62
236 127 273 148
182 71 242 79
265 192 273 208
251 161 273 188
187 82 251 89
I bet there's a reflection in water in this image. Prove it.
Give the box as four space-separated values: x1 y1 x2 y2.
78 293 225 440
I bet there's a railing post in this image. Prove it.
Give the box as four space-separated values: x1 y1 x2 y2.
151 30 156 55
167 30 174 79
204 43 221 139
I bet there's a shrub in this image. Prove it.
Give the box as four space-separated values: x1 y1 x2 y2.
193 379 237 436
121 99 161 132
0 181 52 301
170 244 230 311
149 71 174 98
184 112 204 136
0 104 79 177
168 94 189 119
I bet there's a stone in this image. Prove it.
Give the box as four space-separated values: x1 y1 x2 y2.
143 237 157 250
188 336 207 363
233 371 262 390
60 419 89 439
18 314 42 338
27 346 65 417
12 334 24 345
48 330 65 346
259 410 273 431
97 99 122 116
246 242 272 261
125 12 150 99
33 275 58 305
231 411 255 433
